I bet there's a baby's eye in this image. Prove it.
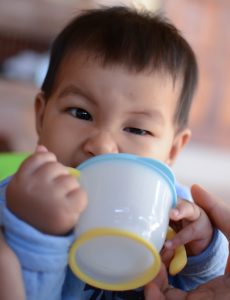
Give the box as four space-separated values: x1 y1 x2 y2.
67 108 92 121
124 127 150 136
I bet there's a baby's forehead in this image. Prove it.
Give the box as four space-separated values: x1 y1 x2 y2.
50 52 183 116
54 52 181 109
58 48 182 85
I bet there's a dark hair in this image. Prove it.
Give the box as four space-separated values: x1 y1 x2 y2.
42 6 198 129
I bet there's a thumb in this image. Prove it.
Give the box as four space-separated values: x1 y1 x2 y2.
144 264 168 300
144 264 187 300
191 184 230 240
144 281 165 300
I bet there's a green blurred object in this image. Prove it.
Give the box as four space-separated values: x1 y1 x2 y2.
0 153 29 181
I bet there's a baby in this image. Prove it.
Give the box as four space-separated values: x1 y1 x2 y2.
0 6 228 300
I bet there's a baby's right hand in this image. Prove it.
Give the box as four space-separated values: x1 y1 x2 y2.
6 145 87 235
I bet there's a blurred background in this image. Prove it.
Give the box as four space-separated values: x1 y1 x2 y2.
0 0 229 201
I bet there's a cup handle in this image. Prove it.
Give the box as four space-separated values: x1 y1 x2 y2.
67 167 80 179
166 227 187 275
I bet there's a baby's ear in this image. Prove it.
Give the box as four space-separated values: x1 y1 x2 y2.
34 92 46 136
167 128 191 166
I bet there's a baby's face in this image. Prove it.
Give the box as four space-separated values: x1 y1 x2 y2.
35 52 190 168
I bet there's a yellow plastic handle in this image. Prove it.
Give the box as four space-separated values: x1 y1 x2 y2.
67 167 80 179
166 227 187 275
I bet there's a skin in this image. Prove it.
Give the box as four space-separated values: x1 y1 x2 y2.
35 53 188 166
0 230 25 300
4 52 214 297
165 198 213 256
145 264 230 300
145 184 230 300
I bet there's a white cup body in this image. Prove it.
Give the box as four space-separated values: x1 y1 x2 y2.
70 153 176 290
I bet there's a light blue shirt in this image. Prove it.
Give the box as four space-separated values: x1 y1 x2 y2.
0 177 228 299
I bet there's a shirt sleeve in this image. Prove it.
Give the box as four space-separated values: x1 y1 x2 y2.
0 177 75 300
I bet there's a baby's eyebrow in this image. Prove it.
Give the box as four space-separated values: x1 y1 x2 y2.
131 110 164 125
58 84 97 105
58 84 97 106
58 85 86 98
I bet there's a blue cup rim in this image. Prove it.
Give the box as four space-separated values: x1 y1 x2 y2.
77 153 177 207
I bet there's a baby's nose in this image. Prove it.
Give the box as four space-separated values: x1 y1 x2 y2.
83 131 118 157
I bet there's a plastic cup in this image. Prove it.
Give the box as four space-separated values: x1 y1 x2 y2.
69 153 176 291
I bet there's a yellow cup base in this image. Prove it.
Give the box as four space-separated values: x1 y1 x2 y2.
69 227 161 291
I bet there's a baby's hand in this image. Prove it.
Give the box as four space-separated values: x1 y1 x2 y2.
6 145 87 235
164 199 214 256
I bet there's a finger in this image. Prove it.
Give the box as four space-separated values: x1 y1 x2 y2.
165 222 199 250
170 199 200 222
161 247 175 268
33 161 69 182
164 288 187 300
153 263 169 288
60 188 88 234
17 151 57 177
67 187 88 216
35 144 49 153
145 264 168 300
153 264 187 300
144 281 165 300
145 264 187 300
192 184 230 239
54 173 80 191
145 283 187 300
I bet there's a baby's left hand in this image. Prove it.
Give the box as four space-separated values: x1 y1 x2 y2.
164 199 214 256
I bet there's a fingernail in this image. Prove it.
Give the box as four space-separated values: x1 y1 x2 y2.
165 240 173 249
35 145 48 153
170 209 179 218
